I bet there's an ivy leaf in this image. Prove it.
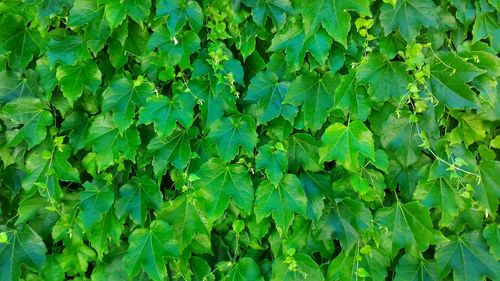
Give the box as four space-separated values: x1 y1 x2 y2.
334 72 371 120
0 15 41 70
302 0 371 47
287 133 322 172
105 0 151 29
85 114 141 171
380 0 438 42
87 211 123 260
483 224 500 259
79 177 115 230
0 97 53 149
474 160 500 219
319 121 375 171
157 195 209 253
435 231 499 281
207 115 258 162
414 177 463 228
394 254 439 281
0 224 47 281
256 144 288 186
194 158 254 221
327 247 390 281
148 28 201 69
243 0 293 29
0 71 35 103
47 36 90 66
356 52 412 102
115 175 163 225
271 253 324 281
102 77 153 133
375 201 436 257
429 52 486 109
317 198 372 253
124 220 179 281
225 257 263 281
138 91 196 137
380 113 420 167
145 128 194 176
156 0 203 35
56 60 101 105
245 70 297 124
284 72 337 132
67 0 102 26
254 174 307 233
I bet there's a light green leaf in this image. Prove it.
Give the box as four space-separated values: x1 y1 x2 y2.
56 60 101 104
157 195 209 253
225 257 263 281
375 201 436 257
102 77 153 133
194 158 254 221
327 247 390 281
271 253 324 281
245 71 297 124
156 0 203 34
287 133 322 172
79 177 114 229
87 211 123 260
334 72 371 120
0 97 53 149
435 231 499 281
380 0 438 42
254 174 307 233
256 144 288 186
207 115 258 162
356 52 412 102
124 220 179 281
394 254 439 281
475 160 500 219
284 72 338 132
115 176 163 225
302 0 371 47
483 224 500 259
138 91 196 137
320 121 375 171
47 36 90 66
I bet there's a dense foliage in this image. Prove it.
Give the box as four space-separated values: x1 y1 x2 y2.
1 0 499 280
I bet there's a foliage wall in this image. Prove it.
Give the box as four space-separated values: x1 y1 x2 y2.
0 0 499 280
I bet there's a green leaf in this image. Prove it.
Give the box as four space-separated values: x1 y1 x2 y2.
287 133 322 172
105 0 151 28
256 144 288 186
0 225 47 281
194 158 254 221
435 231 499 281
327 247 390 281
245 71 297 124
483 224 500 259
0 71 35 103
148 28 201 69
67 0 102 26
380 0 438 42
429 52 486 109
115 176 163 225
317 198 372 253
319 121 375 171
79 177 115 229
0 97 53 148
156 0 203 35
0 15 41 70
394 254 439 281
85 114 141 171
334 72 371 120
124 220 179 281
302 0 371 47
356 52 412 102
475 160 500 219
102 77 153 133
157 195 209 253
375 201 436 257
225 257 263 281
56 60 101 104
380 113 420 167
243 0 293 29
87 211 123 260
145 127 194 176
47 36 90 66
207 115 258 162
284 72 337 132
271 253 324 281
138 91 196 137
254 174 307 233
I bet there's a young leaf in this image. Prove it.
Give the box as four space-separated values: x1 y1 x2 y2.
124 220 179 281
